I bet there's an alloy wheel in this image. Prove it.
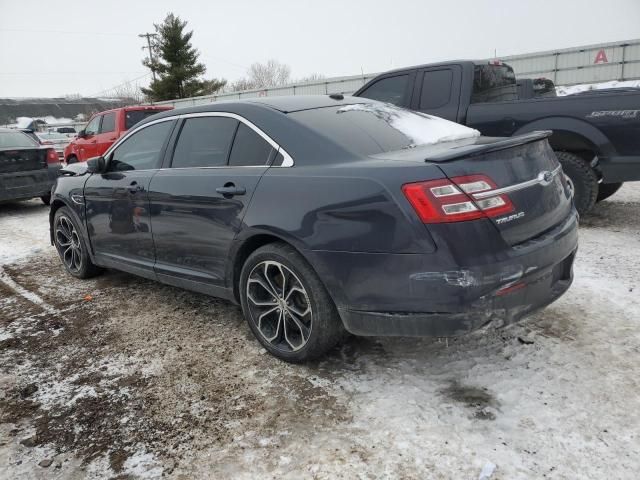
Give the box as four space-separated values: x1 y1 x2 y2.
246 260 313 352
55 215 83 273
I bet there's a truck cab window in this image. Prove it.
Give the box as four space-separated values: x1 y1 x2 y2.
420 69 453 109
358 75 409 106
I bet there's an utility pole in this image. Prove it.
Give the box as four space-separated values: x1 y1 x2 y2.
139 33 158 82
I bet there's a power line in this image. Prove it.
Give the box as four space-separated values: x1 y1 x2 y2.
0 28 137 37
88 72 152 98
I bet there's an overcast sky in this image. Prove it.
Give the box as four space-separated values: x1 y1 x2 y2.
1 0 639 98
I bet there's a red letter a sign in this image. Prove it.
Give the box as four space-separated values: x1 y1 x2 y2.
594 49 608 64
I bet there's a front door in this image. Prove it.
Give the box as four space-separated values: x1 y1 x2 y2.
149 116 274 294
95 111 118 157
78 115 101 160
84 119 175 278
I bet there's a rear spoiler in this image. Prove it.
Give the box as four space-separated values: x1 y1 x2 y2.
424 131 552 163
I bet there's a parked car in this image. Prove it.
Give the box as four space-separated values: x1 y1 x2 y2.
64 105 172 164
50 96 578 362
36 131 72 161
354 60 640 214
55 127 77 135
0 128 61 204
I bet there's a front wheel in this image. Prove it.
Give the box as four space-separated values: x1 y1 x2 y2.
596 182 623 203
53 207 103 279
554 151 599 215
239 243 345 362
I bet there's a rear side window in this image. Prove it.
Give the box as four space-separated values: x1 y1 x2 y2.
125 110 164 130
419 69 453 109
0 131 38 148
471 64 518 103
358 75 408 106
172 117 238 168
100 112 116 133
228 124 273 166
109 121 173 171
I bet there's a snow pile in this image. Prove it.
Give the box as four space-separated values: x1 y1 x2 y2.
14 116 75 129
338 103 480 147
0 201 51 266
556 79 640 96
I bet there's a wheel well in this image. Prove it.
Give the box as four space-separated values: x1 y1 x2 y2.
548 130 599 163
231 234 287 302
49 199 66 244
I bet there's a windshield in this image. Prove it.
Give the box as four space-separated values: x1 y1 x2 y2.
472 64 518 103
0 131 39 148
290 102 479 156
125 110 164 130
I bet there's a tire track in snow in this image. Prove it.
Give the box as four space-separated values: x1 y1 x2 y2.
0 266 60 316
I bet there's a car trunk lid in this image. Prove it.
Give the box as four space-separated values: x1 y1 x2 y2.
429 133 573 245
0 148 47 174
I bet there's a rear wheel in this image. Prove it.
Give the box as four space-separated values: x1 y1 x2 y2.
596 182 623 203
53 207 103 279
239 243 345 362
554 151 598 215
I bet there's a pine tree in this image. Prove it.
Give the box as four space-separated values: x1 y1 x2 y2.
142 14 226 101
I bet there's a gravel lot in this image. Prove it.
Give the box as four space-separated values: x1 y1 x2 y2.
1 185 639 479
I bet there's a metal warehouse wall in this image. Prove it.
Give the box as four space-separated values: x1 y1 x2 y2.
156 38 640 108
500 39 640 85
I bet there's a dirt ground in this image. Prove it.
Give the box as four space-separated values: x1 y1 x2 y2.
1 185 639 479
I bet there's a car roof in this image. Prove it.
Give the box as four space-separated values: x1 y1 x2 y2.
145 95 367 121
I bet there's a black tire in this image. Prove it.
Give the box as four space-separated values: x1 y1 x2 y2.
554 151 599 215
596 182 623 203
41 194 51 205
239 242 345 363
66 155 78 164
53 207 103 279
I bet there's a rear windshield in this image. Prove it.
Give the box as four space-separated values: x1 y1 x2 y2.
472 64 518 103
125 110 164 130
289 103 479 156
0 131 38 148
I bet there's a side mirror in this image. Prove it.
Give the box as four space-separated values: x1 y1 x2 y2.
86 156 106 174
77 129 86 138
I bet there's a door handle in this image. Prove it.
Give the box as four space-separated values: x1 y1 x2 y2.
127 181 145 194
216 183 246 197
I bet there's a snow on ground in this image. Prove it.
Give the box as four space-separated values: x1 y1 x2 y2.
0 185 639 479
556 79 640 96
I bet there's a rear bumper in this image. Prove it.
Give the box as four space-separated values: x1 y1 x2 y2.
598 155 640 182
308 210 579 337
0 165 60 202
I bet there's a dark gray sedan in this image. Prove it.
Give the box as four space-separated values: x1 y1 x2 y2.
49 96 578 362
0 128 61 204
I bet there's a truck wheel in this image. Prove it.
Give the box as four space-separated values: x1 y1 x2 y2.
67 155 78 164
596 182 623 203
554 151 598 215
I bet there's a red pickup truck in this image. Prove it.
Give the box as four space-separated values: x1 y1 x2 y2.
64 105 172 163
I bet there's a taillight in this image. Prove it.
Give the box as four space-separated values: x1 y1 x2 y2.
402 174 514 223
46 148 60 164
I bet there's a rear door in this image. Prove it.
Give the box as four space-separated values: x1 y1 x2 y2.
95 111 118 157
149 114 273 293
84 119 176 278
410 65 462 121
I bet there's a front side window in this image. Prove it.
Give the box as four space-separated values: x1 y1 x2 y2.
85 116 101 135
109 121 173 171
100 112 116 133
358 75 409 106
419 69 453 110
228 123 273 166
171 117 238 168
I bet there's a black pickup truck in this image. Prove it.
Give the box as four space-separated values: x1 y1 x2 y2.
354 61 640 214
